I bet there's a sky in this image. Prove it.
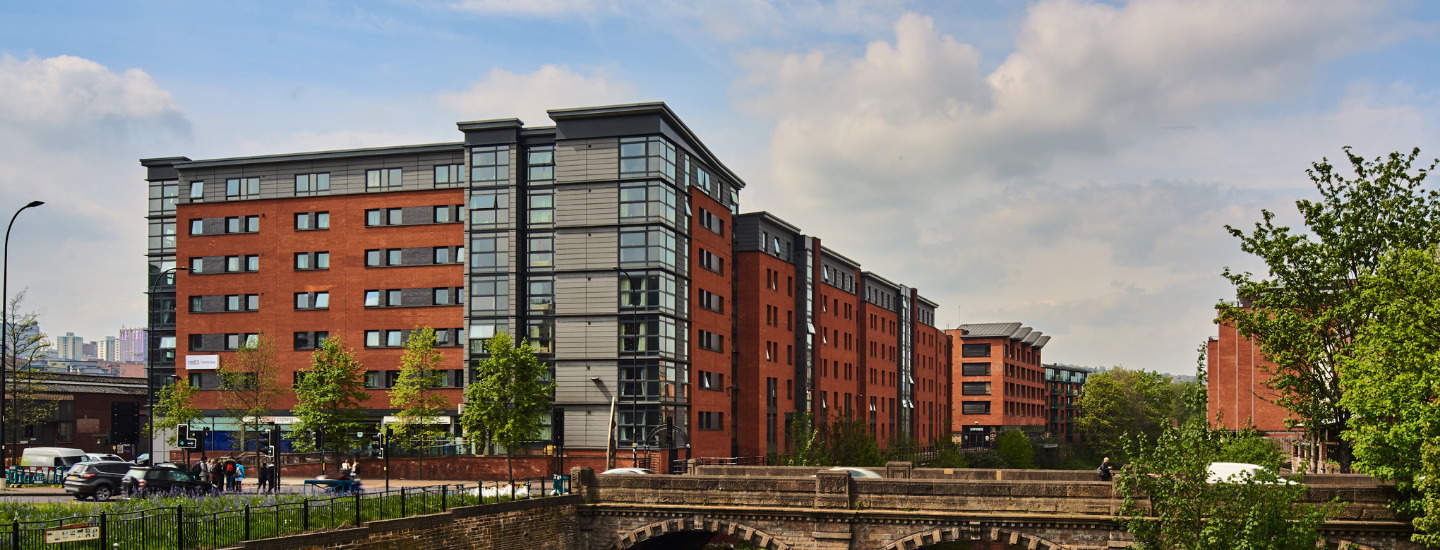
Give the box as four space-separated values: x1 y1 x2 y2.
1 0 1437 374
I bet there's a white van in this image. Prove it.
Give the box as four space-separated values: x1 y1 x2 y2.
20 447 87 468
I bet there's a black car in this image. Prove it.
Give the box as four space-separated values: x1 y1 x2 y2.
121 464 214 497
63 461 132 501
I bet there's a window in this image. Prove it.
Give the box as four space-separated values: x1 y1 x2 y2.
692 164 712 194
433 287 451 306
365 370 402 389
189 181 204 200
469 276 508 315
223 255 259 273
697 411 724 431
295 291 329 310
189 257 204 273
961 382 991 395
387 249 402 266
962 363 990 377
189 296 204 312
387 208 403 225
365 168 403 189
619 362 664 399
223 333 259 351
620 273 680 313
619 317 679 355
387 289 403 307
293 331 328 350
698 208 724 235
698 249 724 274
527 279 554 312
469 190 508 226
527 146 554 182
189 219 204 236
434 206 453 224
528 236 553 268
433 164 464 186
295 173 330 194
469 236 508 271
961 343 991 358
962 401 991 415
698 289 723 313
365 210 382 226
529 192 554 224
619 136 676 181
619 228 681 268
619 180 680 224
699 371 723 391
526 319 553 354
698 330 724 353
433 246 451 264
470 145 509 183
224 294 259 312
295 211 329 230
225 177 260 199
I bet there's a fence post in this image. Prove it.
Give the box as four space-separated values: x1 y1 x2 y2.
400 487 406 518
99 512 106 548
12 519 18 550
243 504 251 541
353 490 360 527
175 506 183 550
302 499 309 531
441 485 447 512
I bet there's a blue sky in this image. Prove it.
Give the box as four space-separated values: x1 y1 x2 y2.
2 0 1438 373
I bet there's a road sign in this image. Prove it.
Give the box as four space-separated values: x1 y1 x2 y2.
44 525 98 543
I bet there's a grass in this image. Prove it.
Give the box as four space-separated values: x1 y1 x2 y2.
0 483 554 549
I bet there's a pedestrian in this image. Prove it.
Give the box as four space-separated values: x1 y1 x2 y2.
263 462 277 493
210 459 224 492
234 461 246 492
1097 457 1113 481
224 459 237 492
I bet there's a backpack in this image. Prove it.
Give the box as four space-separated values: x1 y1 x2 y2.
226 462 236 474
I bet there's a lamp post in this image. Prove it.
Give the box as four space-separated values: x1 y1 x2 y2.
146 266 186 464
1 200 44 468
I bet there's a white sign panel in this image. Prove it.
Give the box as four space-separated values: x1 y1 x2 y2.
381 416 452 425
185 354 219 371
45 526 98 544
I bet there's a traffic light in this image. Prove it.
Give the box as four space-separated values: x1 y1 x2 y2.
177 425 193 449
313 430 323 449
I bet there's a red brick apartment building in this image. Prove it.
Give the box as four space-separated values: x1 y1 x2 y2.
946 323 1049 447
1207 316 1323 469
142 102 951 465
732 212 951 458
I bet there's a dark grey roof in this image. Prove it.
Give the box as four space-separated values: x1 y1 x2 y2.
548 101 747 189
823 247 862 270
172 142 463 169
957 322 1023 338
1012 327 1034 342
862 271 901 292
916 295 939 309
1034 335 1051 349
734 211 804 236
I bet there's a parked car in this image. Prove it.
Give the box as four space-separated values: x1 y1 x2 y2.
20 447 87 468
1206 462 1295 485
824 467 882 479
600 468 655 475
63 461 131 501
121 464 215 496
85 453 126 463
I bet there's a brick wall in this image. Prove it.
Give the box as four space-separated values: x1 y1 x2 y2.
229 495 580 550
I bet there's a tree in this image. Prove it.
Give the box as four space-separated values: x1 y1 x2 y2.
1338 248 1440 545
151 378 202 446
292 336 370 471
824 418 883 467
389 327 448 479
1218 147 1440 472
2 291 57 448
461 333 552 485
995 429 1035 469
1116 419 1335 549
782 412 826 466
218 333 283 470
1076 368 1187 462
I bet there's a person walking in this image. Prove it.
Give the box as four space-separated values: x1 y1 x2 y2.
224 459 237 492
1097 457 1113 481
234 461 246 492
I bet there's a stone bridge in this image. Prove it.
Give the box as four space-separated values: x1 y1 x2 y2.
570 463 1419 550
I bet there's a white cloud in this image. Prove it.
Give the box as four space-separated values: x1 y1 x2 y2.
735 1 1432 372
449 0 610 16
437 65 638 126
0 55 190 346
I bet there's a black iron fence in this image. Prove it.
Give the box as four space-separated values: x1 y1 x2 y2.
1 478 570 550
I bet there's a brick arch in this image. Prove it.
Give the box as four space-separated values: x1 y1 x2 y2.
880 526 1070 550
610 516 792 550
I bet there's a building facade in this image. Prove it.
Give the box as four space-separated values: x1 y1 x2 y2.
117 327 147 363
1207 316 1323 470
96 337 117 362
56 332 84 360
946 322 1050 447
143 103 750 461
1042 363 1088 443
731 212 951 458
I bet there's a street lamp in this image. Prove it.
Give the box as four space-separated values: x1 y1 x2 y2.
145 265 186 464
1 200 44 467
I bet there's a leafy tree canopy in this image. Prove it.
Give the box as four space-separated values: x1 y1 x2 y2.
1218 147 1440 472
1076 368 1192 462
389 327 448 448
291 336 369 466
995 430 1035 469
460 333 552 484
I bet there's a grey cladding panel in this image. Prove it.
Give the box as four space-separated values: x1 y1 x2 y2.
401 247 432 266
553 184 618 227
201 295 224 311
401 288 431 306
176 147 465 203
555 138 618 183
554 317 617 360
554 272 617 316
554 361 616 405
562 406 613 449
200 257 224 273
555 229 616 271
201 218 225 235
201 334 223 350
401 206 434 224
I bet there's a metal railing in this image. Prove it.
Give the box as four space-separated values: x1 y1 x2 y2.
0 477 571 550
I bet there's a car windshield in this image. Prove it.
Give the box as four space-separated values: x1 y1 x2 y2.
58 455 85 467
65 464 87 475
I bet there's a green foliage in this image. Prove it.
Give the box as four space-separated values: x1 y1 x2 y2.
151 378 202 445
1339 248 1440 545
291 337 370 465
461 333 553 484
964 449 1008 469
1216 429 1283 470
1076 368 1191 462
389 327 448 448
3 291 57 441
1116 420 1337 549
783 413 826 466
779 414 884 467
995 430 1035 469
927 436 969 469
1218 147 1440 473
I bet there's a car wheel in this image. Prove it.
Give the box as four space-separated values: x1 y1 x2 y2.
94 486 113 501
